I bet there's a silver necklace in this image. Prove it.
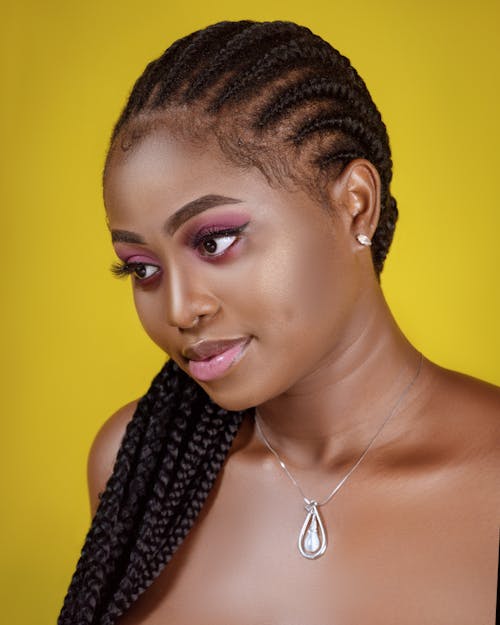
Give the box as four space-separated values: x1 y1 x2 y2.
254 353 423 560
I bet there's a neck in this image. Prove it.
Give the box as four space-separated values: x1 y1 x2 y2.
254 283 423 469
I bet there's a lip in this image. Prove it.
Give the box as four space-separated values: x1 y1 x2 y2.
184 337 251 382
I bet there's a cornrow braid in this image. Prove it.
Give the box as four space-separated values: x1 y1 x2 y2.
115 20 398 274
209 36 344 112
61 19 400 624
256 76 379 129
151 21 255 108
184 21 309 103
111 34 197 140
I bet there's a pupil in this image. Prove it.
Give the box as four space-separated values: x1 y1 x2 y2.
203 239 217 254
135 264 147 278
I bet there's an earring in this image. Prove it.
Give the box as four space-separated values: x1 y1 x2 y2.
356 234 372 247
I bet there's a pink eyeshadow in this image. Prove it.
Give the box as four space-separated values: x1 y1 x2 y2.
113 244 159 264
183 210 251 239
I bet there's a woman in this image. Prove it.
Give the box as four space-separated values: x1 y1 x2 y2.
59 20 500 625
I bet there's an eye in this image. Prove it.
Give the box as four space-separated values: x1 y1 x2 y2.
131 263 160 280
193 223 249 258
111 261 161 283
199 234 238 257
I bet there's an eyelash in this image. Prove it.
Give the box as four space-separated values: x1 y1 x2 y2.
111 223 248 281
110 262 159 281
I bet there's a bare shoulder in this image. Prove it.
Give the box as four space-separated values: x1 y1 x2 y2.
87 400 138 516
426 359 500 415
423 358 500 460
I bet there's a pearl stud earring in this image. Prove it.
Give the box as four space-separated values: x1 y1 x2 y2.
356 234 372 247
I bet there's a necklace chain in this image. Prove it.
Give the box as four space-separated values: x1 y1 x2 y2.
255 353 423 508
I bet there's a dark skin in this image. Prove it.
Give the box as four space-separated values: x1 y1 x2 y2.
89 130 500 624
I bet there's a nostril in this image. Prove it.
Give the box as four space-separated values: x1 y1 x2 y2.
170 311 201 331
170 303 218 331
186 314 200 329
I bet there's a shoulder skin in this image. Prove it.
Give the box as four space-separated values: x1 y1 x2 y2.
87 400 138 516
419 362 500 507
426 362 500 450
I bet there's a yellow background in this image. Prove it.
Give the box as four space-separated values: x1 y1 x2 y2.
1 1 499 622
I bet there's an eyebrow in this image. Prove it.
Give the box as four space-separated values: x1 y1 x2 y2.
110 194 243 244
111 230 146 244
164 194 243 235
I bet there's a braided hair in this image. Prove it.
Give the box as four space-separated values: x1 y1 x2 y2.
59 20 398 624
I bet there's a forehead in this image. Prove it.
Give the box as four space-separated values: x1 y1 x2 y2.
104 129 332 236
104 131 250 214
106 129 233 187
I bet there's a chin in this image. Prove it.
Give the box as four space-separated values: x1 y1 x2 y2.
171 357 257 412
200 383 259 413
195 363 297 413
196 380 262 412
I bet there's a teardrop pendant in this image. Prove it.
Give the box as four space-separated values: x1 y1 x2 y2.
298 500 327 559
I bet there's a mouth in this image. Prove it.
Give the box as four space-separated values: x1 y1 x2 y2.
184 337 251 382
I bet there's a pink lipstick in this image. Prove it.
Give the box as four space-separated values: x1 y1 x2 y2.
185 338 250 381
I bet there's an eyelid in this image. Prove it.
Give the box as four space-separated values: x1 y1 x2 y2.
122 253 160 265
191 222 249 247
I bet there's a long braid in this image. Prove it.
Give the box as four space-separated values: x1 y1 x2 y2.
101 403 241 623
59 361 246 624
59 380 160 624
61 20 400 623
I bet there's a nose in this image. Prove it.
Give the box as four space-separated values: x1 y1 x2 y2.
164 265 220 330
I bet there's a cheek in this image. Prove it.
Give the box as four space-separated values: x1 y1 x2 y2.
211 230 343 365
252 231 341 329
132 289 172 351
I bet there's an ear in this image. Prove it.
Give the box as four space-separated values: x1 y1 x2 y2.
327 159 381 247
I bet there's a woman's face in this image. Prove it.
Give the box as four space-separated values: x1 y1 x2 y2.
104 129 366 410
